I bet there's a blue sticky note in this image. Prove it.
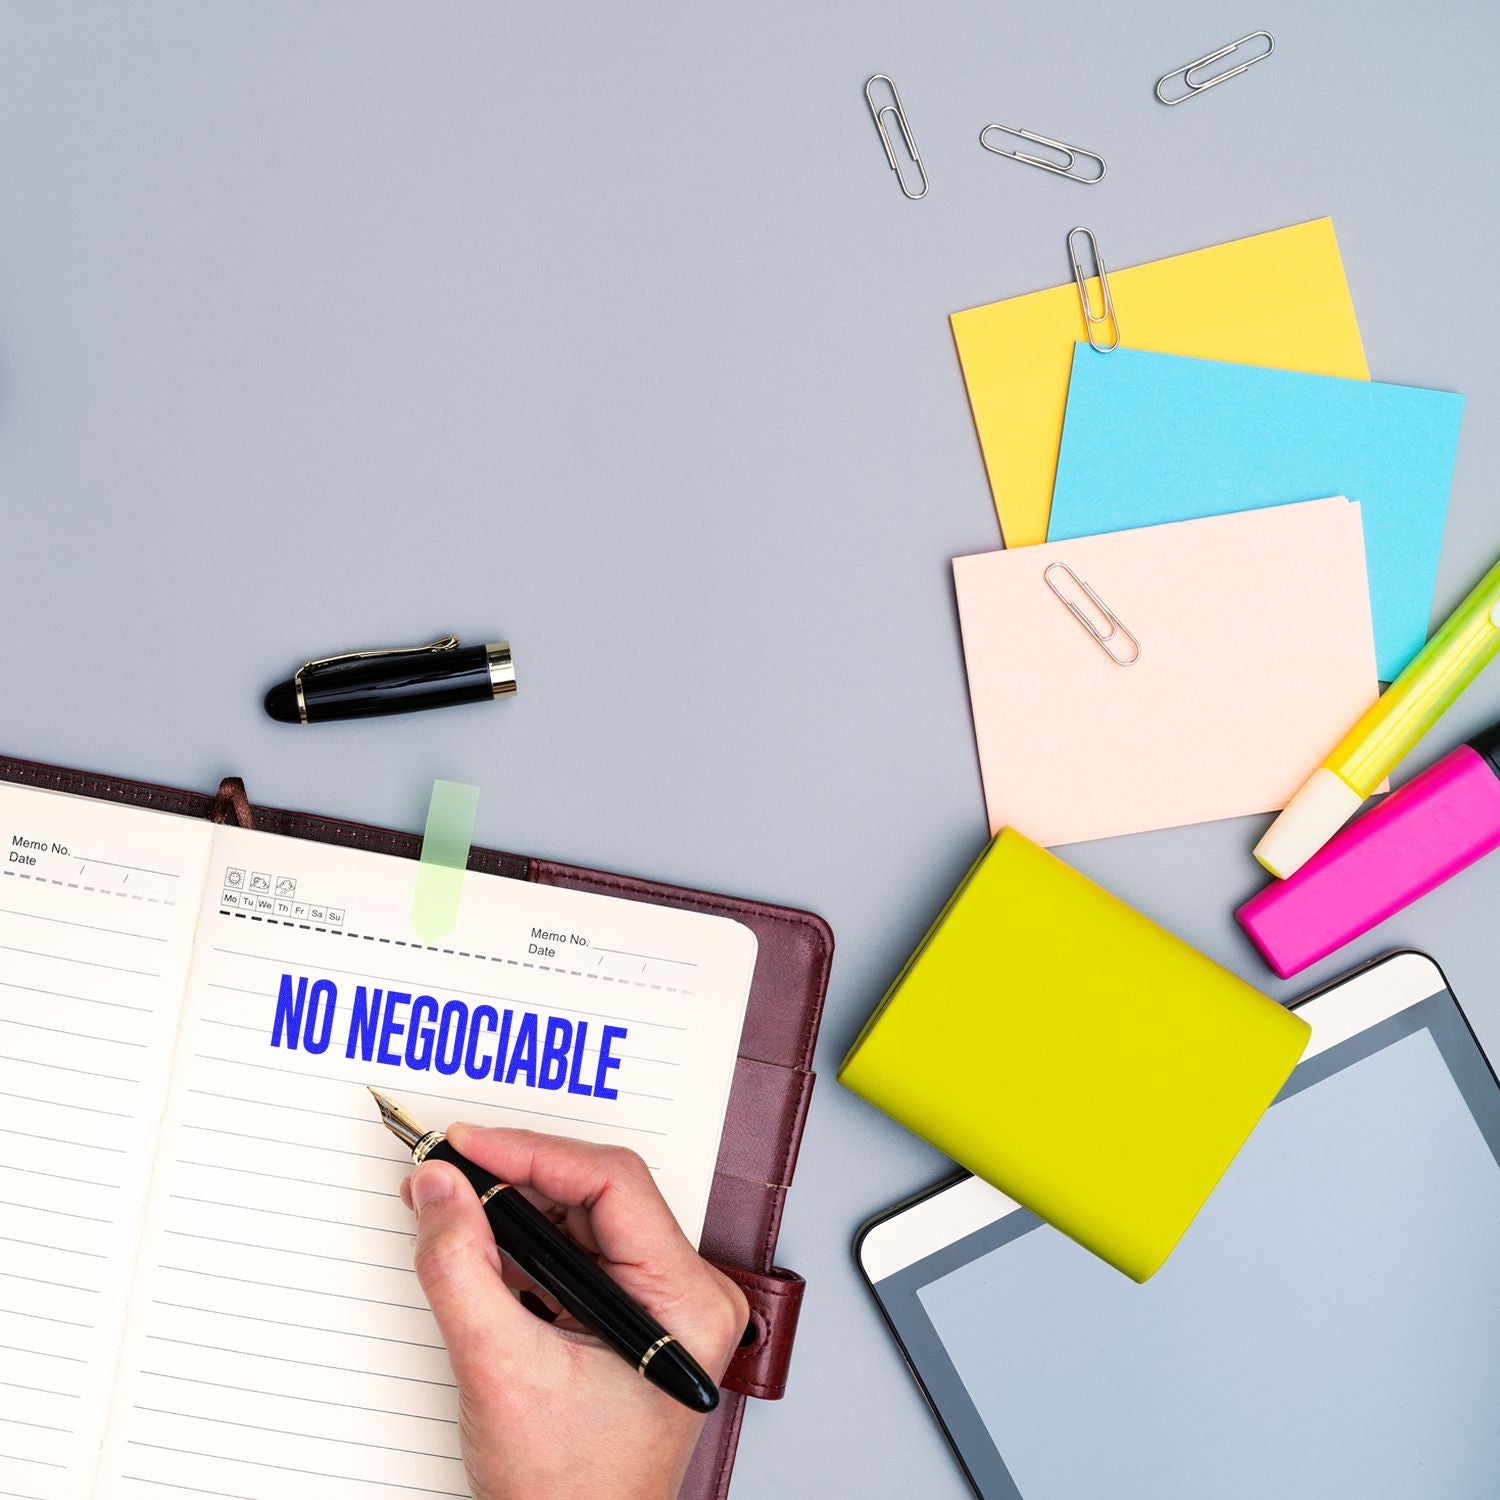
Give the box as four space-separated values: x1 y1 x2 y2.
1049 347 1465 680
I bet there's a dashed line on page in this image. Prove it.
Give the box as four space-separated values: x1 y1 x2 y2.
215 913 692 993
1 867 174 907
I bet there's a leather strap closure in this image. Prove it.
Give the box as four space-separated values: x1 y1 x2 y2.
713 1263 805 1401
211 776 255 829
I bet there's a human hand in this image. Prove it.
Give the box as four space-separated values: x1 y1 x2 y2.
400 1126 748 1500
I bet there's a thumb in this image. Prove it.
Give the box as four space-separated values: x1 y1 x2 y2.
409 1161 544 1390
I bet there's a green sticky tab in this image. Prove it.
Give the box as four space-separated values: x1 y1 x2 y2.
411 781 481 942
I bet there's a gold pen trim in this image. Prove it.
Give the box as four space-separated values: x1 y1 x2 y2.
292 635 461 724
478 1183 511 1206
485 641 516 698
412 1130 447 1164
637 1334 675 1375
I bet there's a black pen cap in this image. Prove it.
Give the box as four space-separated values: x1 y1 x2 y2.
264 637 515 724
264 680 300 723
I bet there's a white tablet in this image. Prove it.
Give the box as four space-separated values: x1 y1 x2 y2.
857 951 1500 1500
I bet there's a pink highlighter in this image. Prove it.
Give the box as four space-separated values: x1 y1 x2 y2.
1238 721 1500 978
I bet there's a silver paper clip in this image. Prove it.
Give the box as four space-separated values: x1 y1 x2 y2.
979 124 1106 184
865 74 928 200
1044 563 1141 666
1155 31 1275 105
1068 226 1120 353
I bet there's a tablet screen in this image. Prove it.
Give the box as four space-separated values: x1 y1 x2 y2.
867 969 1500 1499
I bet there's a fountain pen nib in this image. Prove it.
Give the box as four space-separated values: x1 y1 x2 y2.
368 1086 427 1150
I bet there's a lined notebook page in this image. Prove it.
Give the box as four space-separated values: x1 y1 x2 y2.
95 823 756 1500
0 785 212 1500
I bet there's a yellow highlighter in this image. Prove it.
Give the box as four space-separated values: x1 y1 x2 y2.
1257 554 1500 878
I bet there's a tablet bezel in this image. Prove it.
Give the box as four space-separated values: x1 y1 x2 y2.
854 949 1494 1497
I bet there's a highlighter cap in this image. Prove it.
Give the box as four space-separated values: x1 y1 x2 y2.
1239 741 1500 977
1254 768 1365 878
1470 718 1500 778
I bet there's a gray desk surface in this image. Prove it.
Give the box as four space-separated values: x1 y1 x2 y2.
4 3 1498 1495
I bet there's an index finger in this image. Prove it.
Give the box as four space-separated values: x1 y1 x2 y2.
444 1123 699 1276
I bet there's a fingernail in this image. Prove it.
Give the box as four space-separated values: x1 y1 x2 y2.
411 1165 453 1211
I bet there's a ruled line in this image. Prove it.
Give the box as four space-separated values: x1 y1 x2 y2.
179 1122 397 1163
123 1445 464 1497
0 906 168 942
186 1088 375 1123
166 1197 411 1239
0 1163 120 1189
0 1377 80 1399
0 1235 106 1260
174 1160 392 1197
0 943 158 977
0 979 150 1013
0 1090 134 1119
162 1230 415 1274
156 1265 425 1311
0 1342 86 1364
150 1300 439 1350
74 855 179 878
131 1407 456 1461
0 1199 114 1224
0 1272 99 1295
120 1479 255 1500
0 1128 126 1154
0 1306 95 1329
119 1476 252 1500
188 1056 670 1134
0 1417 73 1435
144 1336 451 1386
0 1016 146 1048
595 945 698 967
7 1056 139 1085
138 1370 457 1424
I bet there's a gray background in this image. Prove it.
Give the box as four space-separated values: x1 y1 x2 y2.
2 3 1498 1495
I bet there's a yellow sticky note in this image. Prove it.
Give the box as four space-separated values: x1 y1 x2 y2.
950 219 1369 547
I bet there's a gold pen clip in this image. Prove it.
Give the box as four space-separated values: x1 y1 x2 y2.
293 635 460 723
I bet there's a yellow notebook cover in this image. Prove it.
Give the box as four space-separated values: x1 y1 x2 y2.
838 830 1310 1280
949 218 1369 547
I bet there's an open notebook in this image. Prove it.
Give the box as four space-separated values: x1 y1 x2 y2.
0 781 757 1500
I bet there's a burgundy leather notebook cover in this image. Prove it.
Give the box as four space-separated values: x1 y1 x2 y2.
0 754 834 1500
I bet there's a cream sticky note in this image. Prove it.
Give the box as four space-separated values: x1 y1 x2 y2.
952 499 1379 846
950 219 1370 547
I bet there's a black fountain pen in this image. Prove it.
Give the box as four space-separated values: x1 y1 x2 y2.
265 635 516 724
370 1089 719 1414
